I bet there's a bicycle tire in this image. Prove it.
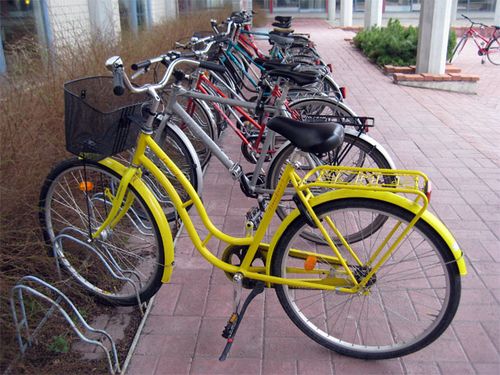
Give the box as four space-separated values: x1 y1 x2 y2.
486 37 500 65
39 158 165 305
322 75 343 101
266 134 392 243
271 198 461 359
156 124 201 221
167 96 217 168
449 34 467 63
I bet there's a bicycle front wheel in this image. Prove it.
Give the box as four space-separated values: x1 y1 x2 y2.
448 35 467 63
271 198 461 359
486 37 500 65
39 158 165 305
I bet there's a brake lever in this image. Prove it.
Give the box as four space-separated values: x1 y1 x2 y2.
131 67 147 80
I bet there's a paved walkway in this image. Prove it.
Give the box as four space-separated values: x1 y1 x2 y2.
127 20 500 375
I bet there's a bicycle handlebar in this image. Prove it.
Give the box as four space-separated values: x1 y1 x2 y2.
460 14 489 28
112 66 125 96
106 54 225 96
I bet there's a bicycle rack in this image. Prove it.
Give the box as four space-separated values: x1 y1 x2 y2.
52 227 145 316
10 276 121 374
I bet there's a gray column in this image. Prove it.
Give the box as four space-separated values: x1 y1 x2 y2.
0 36 6 74
450 0 458 25
328 0 336 22
340 0 353 27
495 0 500 26
416 0 453 74
364 0 383 29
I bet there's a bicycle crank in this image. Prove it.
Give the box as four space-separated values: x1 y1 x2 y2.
220 244 267 288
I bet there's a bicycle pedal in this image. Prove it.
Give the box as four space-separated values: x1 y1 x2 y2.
222 313 238 338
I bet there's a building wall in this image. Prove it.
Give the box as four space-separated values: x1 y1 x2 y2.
46 0 92 48
150 0 178 24
46 0 121 47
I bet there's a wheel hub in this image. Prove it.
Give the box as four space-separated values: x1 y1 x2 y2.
351 265 377 287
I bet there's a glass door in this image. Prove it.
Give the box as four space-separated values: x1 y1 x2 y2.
275 0 300 11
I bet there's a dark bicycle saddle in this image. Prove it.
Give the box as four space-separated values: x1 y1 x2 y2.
275 16 292 23
253 57 299 71
267 117 344 153
272 21 292 28
267 68 319 85
269 33 294 46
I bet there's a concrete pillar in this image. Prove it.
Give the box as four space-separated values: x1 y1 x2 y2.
416 0 453 74
495 0 500 26
328 0 336 22
364 0 383 29
450 0 458 25
340 0 353 27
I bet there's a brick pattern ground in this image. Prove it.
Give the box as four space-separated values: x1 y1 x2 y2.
127 20 500 375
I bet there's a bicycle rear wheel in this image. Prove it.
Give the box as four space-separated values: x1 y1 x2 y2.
271 198 461 359
167 96 217 168
144 124 201 221
486 37 500 65
39 159 164 305
266 134 393 243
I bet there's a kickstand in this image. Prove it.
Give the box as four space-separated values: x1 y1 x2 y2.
219 281 265 361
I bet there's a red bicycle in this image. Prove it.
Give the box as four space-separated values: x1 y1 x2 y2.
449 14 500 65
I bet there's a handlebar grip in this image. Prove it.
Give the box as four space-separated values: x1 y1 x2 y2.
199 61 226 74
113 67 125 96
180 52 197 58
131 59 151 71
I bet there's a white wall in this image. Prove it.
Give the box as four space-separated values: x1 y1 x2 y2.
47 0 92 48
46 0 121 48
150 0 178 24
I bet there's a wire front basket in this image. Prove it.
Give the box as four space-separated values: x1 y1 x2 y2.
64 76 148 161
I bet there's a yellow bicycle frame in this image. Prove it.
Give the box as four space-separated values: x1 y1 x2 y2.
95 132 467 293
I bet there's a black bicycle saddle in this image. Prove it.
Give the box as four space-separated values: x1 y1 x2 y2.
275 16 292 23
269 33 294 47
267 68 319 86
267 116 344 154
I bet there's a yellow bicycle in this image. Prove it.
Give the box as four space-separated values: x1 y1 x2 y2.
39 56 467 360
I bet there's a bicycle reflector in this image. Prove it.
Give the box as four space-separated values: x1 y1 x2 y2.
79 181 94 192
424 180 432 202
327 63 333 73
340 86 347 99
304 255 317 271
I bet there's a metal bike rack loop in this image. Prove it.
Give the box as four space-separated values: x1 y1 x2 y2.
10 276 121 374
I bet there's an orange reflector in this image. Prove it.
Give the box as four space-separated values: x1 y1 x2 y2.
79 181 94 192
304 255 317 271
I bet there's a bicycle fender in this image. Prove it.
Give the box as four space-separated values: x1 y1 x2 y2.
99 158 175 283
266 190 467 278
343 128 397 170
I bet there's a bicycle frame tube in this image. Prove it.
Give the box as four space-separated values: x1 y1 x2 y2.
136 133 360 291
95 131 468 292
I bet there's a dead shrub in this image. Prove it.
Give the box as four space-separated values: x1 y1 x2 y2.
0 8 229 372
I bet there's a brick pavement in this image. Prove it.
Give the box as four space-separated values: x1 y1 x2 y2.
127 20 500 375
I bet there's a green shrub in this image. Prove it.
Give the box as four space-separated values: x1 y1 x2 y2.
353 19 457 67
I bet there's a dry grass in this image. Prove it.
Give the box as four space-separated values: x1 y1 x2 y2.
0 8 229 372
